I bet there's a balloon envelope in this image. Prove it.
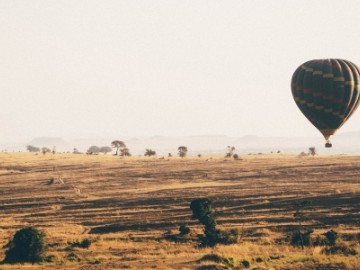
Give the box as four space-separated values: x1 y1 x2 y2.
291 59 360 141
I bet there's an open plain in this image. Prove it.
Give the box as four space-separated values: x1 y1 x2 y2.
0 153 359 269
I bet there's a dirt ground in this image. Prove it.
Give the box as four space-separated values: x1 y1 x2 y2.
0 153 359 269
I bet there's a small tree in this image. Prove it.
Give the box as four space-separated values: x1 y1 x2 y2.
99 146 112 155
145 149 156 157
308 147 316 157
292 200 313 249
87 145 100 154
73 148 81 154
225 146 235 158
178 146 188 158
26 145 40 153
3 227 45 263
41 147 51 155
120 147 131 157
190 198 238 246
111 140 125 156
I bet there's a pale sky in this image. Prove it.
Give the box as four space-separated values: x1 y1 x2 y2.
1 0 360 142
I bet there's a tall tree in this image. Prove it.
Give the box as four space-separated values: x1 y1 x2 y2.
111 140 125 155
308 147 316 158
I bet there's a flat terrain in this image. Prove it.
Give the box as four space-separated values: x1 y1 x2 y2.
0 153 359 269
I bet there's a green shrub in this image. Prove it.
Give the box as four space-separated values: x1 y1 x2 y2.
323 230 339 246
291 229 313 247
70 238 92 249
179 225 190 235
240 259 250 268
3 227 45 263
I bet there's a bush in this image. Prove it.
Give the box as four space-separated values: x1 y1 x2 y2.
291 229 313 247
324 229 339 246
179 225 190 235
70 238 92 249
240 259 250 268
3 227 45 263
322 242 358 256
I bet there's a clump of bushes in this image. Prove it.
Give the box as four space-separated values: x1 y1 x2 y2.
322 242 358 256
2 227 45 264
190 198 240 246
69 238 92 249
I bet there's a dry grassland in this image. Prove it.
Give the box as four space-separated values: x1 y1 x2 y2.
0 153 359 269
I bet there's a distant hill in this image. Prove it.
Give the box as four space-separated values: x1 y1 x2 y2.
29 137 66 147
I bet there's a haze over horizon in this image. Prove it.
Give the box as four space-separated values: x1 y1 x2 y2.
2 1 360 143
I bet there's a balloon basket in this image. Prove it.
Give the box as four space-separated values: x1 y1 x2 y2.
325 142 332 148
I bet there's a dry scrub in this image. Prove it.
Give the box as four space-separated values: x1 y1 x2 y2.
0 153 359 269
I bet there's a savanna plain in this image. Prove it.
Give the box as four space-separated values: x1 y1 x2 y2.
0 153 359 269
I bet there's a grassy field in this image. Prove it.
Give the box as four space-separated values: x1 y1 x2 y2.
0 153 359 269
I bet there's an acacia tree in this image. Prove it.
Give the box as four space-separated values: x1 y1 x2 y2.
87 145 100 154
99 146 112 155
120 147 131 157
178 146 188 158
111 140 125 156
225 146 235 158
41 147 51 155
308 147 316 158
26 145 40 153
145 149 156 157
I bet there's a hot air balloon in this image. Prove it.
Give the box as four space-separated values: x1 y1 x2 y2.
291 59 360 148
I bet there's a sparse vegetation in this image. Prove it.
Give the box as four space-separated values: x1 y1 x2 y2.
292 200 313 249
0 153 359 269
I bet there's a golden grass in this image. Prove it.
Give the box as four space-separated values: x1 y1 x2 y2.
0 153 359 269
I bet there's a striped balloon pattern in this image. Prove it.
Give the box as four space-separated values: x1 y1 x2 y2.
291 59 360 141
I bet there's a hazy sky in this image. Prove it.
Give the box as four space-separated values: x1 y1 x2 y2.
2 0 360 142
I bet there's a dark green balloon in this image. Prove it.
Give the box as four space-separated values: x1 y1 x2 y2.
291 59 360 141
